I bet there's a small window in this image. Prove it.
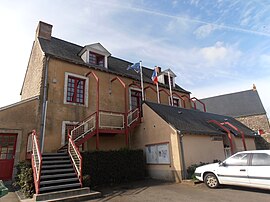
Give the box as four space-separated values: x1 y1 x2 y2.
172 98 180 107
89 52 104 67
164 75 173 86
225 153 249 166
65 124 77 144
251 153 270 166
66 76 85 104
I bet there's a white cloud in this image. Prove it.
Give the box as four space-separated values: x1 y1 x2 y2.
194 24 217 38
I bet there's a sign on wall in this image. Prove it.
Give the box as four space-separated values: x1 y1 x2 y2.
145 143 170 164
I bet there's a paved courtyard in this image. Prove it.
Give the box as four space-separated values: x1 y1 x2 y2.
1 179 270 202
90 179 270 202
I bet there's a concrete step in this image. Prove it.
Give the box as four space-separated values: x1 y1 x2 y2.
35 187 101 201
42 160 71 165
40 173 76 180
41 168 74 175
42 164 72 169
43 153 68 156
39 183 81 193
42 156 70 160
40 178 79 186
46 191 102 202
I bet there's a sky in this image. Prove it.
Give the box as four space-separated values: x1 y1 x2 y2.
0 0 269 116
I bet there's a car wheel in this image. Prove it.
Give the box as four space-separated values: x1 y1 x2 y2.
204 173 219 188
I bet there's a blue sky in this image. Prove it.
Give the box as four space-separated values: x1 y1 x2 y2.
0 0 269 116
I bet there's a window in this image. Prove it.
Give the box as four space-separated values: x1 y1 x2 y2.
64 123 77 144
66 76 85 104
251 153 270 166
130 89 142 110
89 52 105 67
164 75 173 86
225 153 249 166
173 97 180 107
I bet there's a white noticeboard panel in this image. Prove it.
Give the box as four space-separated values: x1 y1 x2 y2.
145 143 170 164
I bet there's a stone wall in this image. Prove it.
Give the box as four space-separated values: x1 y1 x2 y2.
236 114 270 148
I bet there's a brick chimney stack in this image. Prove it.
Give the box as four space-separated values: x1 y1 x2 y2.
36 21 53 40
253 84 257 91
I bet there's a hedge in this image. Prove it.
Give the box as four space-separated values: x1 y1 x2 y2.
82 149 145 187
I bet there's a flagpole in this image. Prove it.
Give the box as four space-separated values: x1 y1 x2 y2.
140 61 145 101
156 82 160 103
168 71 173 106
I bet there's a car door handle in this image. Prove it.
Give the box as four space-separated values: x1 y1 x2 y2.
240 169 246 172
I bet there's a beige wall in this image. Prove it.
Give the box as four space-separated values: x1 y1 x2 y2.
183 134 225 167
131 104 182 182
21 40 45 100
43 58 191 152
234 136 256 152
0 97 39 162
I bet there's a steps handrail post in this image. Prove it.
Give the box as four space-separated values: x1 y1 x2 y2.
31 130 42 194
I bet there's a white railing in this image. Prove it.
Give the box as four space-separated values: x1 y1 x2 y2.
99 111 125 130
68 136 82 186
71 113 96 141
127 108 140 127
31 130 42 194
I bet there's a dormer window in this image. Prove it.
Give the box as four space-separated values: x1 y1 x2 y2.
164 75 173 86
79 43 111 69
158 69 176 87
89 52 105 67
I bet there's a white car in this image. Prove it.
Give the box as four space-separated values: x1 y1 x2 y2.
194 150 270 190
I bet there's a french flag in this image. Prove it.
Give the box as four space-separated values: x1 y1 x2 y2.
151 67 158 84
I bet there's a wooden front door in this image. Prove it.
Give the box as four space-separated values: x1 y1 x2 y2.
0 134 17 180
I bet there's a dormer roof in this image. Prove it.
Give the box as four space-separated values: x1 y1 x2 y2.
78 43 111 57
160 68 177 77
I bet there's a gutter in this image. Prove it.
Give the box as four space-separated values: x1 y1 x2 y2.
40 56 50 152
177 130 187 180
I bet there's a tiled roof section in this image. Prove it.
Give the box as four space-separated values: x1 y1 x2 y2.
200 90 266 117
145 101 256 137
38 37 189 93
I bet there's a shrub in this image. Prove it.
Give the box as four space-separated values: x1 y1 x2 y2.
13 161 34 198
186 159 221 180
82 148 145 187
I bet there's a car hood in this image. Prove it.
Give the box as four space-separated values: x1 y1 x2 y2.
195 163 220 173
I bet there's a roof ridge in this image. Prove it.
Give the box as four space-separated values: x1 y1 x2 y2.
201 89 255 100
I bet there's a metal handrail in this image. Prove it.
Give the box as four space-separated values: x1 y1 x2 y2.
127 108 140 126
31 130 42 194
71 113 96 140
68 135 82 186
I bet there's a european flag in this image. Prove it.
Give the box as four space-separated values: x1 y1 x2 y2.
127 62 140 73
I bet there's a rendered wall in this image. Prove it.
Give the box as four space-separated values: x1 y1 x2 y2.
131 104 182 182
234 136 256 152
43 57 190 152
183 134 225 167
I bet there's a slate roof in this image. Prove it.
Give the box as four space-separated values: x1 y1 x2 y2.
200 90 266 117
38 37 189 93
145 101 256 137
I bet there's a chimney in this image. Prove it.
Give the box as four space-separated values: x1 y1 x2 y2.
36 21 53 40
253 84 257 91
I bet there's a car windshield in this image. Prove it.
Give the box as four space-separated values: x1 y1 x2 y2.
225 153 248 166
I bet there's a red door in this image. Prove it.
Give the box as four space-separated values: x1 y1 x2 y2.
0 134 17 180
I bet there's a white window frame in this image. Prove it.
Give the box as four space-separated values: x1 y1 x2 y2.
129 87 142 110
61 121 79 146
63 72 89 107
168 96 181 107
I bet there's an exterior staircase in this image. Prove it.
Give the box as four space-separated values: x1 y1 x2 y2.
39 153 80 194
31 108 140 201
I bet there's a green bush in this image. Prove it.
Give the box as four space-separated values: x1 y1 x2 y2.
13 161 34 198
186 159 221 180
82 149 145 187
